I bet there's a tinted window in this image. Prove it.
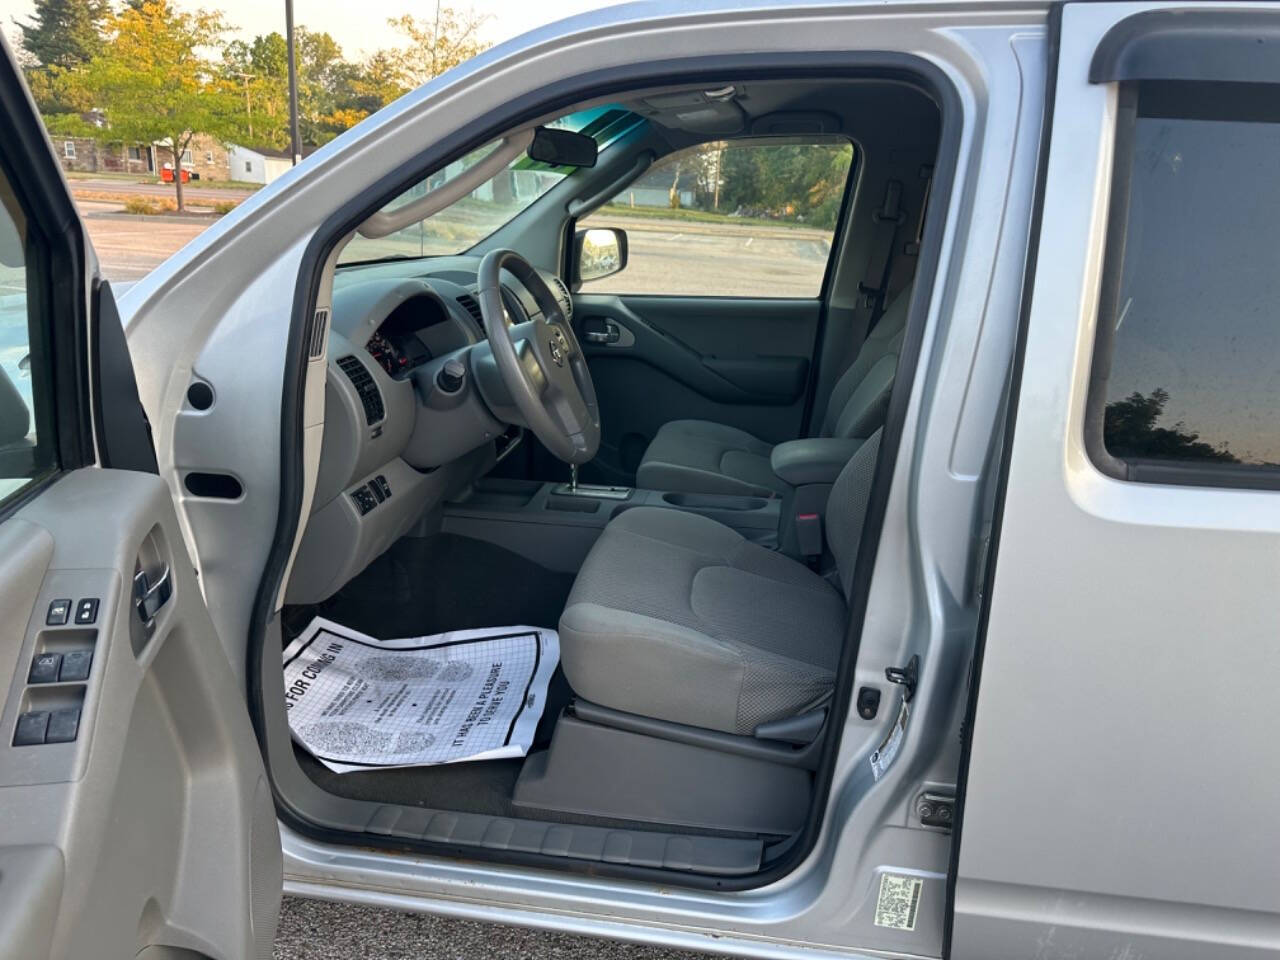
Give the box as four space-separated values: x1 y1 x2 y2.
1093 84 1280 482
579 138 854 298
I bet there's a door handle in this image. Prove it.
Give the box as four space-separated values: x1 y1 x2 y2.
134 565 172 628
582 318 621 344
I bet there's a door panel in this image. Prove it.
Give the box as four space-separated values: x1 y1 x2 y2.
576 294 819 483
952 5 1280 958
0 471 282 960
0 36 280 960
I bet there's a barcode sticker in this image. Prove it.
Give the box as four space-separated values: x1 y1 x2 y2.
873 873 923 931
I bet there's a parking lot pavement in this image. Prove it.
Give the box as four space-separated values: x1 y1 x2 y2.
273 896 711 960
81 213 209 281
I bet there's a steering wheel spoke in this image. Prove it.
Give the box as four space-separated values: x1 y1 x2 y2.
476 250 600 464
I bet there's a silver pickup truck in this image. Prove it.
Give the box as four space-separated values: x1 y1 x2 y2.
0 3 1275 958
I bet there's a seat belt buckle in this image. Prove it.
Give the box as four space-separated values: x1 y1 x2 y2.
795 512 823 557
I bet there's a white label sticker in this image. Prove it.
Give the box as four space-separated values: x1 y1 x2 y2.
874 873 923 931
869 696 908 781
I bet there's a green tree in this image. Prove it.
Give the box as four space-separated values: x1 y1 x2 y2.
16 0 108 112
55 1 243 210
1104 388 1238 463
384 7 489 89
16 0 107 69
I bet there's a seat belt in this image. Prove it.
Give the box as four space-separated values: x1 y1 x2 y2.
855 179 905 331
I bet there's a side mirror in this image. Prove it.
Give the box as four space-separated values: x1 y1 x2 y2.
575 227 628 284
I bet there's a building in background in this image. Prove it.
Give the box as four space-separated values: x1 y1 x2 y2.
53 133 233 181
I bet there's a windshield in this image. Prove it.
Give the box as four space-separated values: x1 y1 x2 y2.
339 106 640 265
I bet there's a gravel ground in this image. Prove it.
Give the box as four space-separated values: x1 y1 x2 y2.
273 896 711 960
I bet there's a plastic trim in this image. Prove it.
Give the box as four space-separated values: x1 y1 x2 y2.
1090 8 1280 86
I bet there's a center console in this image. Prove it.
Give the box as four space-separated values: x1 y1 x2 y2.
441 477 781 573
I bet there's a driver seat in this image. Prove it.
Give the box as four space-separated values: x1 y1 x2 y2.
559 431 881 736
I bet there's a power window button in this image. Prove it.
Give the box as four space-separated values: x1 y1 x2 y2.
13 711 49 746
74 598 99 625
60 650 93 682
45 708 81 744
46 599 72 625
28 652 62 684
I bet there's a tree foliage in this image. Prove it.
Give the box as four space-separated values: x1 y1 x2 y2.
53 1 244 209
16 0 109 112
16 1 495 181
17 0 107 70
383 8 489 90
1104 388 1238 462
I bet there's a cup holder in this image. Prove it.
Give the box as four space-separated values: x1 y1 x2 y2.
661 492 769 511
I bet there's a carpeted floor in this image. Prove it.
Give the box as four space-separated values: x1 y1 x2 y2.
283 533 575 818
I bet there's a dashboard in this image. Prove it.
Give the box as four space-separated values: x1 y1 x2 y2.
286 256 571 604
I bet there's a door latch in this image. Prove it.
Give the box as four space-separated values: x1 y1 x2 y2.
885 654 919 702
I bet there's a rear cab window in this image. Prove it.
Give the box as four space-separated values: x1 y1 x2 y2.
578 137 855 298
1087 81 1280 488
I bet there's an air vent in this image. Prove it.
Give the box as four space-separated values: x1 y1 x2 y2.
549 276 573 320
456 294 483 328
309 308 329 359
335 355 384 425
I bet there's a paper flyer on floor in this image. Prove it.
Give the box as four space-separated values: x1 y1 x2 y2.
282 617 560 773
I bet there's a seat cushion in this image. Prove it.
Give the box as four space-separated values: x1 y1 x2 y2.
559 507 846 735
635 420 788 497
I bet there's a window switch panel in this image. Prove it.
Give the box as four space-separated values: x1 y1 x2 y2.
44 707 81 744
60 650 93 683
28 652 62 684
13 711 49 746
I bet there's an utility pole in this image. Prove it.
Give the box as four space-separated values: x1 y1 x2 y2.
285 0 302 165
234 72 255 140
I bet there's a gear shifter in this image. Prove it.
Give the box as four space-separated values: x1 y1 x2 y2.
551 462 631 500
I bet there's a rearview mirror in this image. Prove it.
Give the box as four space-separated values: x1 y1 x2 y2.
528 127 597 168
575 227 628 284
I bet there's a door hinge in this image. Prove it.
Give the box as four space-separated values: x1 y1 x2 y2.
916 790 955 831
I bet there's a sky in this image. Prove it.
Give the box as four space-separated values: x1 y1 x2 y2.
0 0 619 59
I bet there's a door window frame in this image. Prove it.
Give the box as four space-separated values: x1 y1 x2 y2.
0 57 95 518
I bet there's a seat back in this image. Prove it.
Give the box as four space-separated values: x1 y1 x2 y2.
818 292 911 440
824 429 883 599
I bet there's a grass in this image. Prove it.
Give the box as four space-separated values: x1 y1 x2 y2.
593 202 831 232
65 170 262 191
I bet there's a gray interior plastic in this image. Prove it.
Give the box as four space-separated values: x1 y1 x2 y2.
770 436 865 486
442 478 780 572
0 470 280 959
512 713 811 835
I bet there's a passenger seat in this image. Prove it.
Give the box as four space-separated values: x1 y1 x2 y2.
635 291 910 497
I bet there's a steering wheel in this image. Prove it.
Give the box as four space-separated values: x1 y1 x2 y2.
476 249 600 465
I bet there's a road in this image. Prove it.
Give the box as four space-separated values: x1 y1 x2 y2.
81 208 209 281
273 896 708 960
